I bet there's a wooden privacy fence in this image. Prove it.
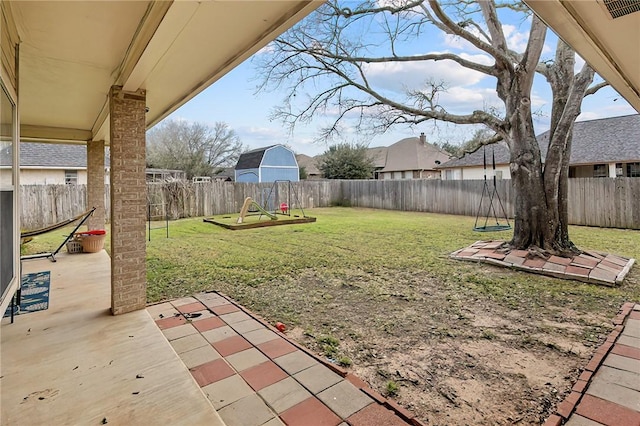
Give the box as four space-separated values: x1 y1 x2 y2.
19 178 640 230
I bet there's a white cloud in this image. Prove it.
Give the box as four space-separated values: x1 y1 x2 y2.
236 126 286 148
578 103 637 122
502 24 529 52
575 54 586 72
434 86 502 113
442 33 482 52
443 23 540 55
363 52 492 94
530 92 547 108
255 43 275 56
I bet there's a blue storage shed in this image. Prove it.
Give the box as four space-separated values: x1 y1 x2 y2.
235 145 299 183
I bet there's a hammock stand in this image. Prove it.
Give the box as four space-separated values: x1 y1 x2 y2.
21 207 96 262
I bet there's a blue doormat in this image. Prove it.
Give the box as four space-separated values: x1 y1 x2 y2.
3 271 50 318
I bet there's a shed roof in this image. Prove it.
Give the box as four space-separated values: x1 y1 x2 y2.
380 137 452 172
235 145 275 170
438 114 640 168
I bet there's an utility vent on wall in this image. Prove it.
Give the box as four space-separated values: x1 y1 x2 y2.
602 0 640 19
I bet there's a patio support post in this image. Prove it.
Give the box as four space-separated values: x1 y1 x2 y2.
86 139 106 230
109 86 147 315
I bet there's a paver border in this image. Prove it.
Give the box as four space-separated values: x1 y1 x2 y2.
542 302 637 426
451 240 635 286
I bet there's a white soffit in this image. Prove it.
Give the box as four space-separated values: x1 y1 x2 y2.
524 0 640 112
14 1 150 139
12 1 322 143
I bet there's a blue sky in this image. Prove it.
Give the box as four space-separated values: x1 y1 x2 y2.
166 3 636 157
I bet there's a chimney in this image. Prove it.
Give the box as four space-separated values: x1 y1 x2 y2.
419 132 426 144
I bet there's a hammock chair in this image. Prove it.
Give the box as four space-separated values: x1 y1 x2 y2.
473 147 511 232
21 207 96 262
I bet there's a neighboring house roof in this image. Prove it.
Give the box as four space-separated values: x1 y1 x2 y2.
295 154 321 175
214 167 235 180
540 114 640 165
0 142 110 168
367 146 389 169
436 142 510 169
438 114 640 169
379 137 452 172
235 145 276 169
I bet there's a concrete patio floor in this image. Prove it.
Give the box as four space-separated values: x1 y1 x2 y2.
0 251 223 425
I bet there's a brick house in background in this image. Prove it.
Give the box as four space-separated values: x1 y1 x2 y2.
295 134 451 180
0 142 187 184
0 142 110 185
376 133 452 180
295 153 322 179
437 114 640 180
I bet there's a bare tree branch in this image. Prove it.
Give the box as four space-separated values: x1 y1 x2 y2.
584 81 609 97
427 0 514 68
518 13 547 92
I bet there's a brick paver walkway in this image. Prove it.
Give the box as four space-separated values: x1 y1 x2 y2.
149 292 420 426
451 240 635 286
544 302 640 426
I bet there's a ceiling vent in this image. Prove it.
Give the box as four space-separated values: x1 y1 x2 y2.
602 0 640 19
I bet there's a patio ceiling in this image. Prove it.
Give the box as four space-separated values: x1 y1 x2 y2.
9 0 322 144
524 0 640 112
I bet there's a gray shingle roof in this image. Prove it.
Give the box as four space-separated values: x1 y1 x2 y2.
0 142 109 167
436 142 510 168
295 154 321 175
379 137 452 172
438 114 640 169
367 146 389 168
235 145 275 170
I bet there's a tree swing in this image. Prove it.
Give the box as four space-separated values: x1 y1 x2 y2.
473 146 511 232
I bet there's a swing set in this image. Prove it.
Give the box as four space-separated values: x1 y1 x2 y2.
203 180 315 230
473 146 511 232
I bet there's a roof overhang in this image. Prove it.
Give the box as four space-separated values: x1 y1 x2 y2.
524 0 640 112
9 0 323 144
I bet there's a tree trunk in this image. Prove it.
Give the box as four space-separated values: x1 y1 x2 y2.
508 103 556 251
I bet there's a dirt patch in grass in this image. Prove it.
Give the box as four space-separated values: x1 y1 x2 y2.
24 207 640 424
273 266 602 425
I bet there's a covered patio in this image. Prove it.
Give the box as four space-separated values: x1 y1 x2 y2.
2 251 415 425
1 1 322 423
1 252 224 424
3 1 640 425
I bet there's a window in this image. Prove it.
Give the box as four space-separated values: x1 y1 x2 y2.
593 164 608 178
616 163 624 177
401 171 406 179
627 163 640 177
495 170 503 180
65 170 78 185
445 170 453 180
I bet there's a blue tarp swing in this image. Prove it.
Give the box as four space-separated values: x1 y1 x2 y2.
473 146 512 232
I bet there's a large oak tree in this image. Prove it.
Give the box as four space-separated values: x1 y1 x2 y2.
256 0 608 255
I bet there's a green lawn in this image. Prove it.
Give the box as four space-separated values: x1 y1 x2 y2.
21 207 640 424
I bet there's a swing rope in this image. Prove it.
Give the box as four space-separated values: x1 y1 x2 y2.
473 146 511 232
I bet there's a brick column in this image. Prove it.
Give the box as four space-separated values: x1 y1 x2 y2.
86 139 105 230
109 86 147 315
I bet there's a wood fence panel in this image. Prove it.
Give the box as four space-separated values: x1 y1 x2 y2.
19 178 640 230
